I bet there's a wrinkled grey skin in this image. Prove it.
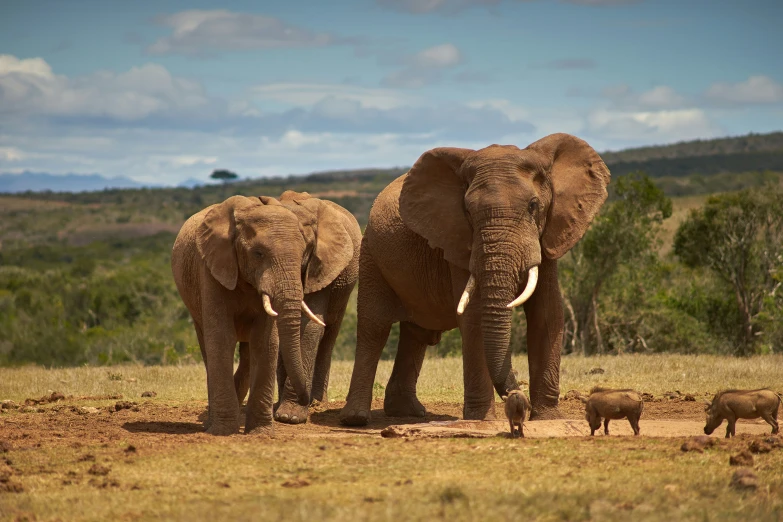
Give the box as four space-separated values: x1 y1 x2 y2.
704 389 781 438
503 389 531 438
581 388 643 436
172 191 360 436
339 133 611 427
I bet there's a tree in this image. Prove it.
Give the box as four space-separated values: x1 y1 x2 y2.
210 169 239 183
674 186 783 355
560 172 672 354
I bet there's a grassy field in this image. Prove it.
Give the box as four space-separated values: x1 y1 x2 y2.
2 355 783 521
1 354 782 404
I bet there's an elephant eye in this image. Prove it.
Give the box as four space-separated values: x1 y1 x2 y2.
254 250 265 259
528 200 539 215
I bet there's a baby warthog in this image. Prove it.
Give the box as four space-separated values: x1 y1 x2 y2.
502 390 531 438
704 389 781 438
581 387 643 436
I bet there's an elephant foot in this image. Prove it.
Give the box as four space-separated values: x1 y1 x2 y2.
529 405 563 420
463 403 496 421
205 420 240 436
245 423 275 438
274 401 309 424
339 401 371 426
383 391 426 418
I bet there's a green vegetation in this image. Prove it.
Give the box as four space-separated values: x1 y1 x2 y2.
2 132 783 366
209 168 239 182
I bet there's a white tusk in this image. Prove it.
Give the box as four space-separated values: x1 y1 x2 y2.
301 300 326 327
262 294 278 317
456 274 476 316
506 266 539 309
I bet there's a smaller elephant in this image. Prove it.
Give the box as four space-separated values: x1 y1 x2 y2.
172 191 360 435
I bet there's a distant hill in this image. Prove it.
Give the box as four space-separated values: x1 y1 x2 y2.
1 131 781 198
599 132 783 179
0 172 160 193
601 132 783 163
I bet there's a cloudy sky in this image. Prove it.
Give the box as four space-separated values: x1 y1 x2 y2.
1 0 781 185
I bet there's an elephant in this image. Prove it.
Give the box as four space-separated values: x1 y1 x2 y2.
339 133 610 426
172 190 360 435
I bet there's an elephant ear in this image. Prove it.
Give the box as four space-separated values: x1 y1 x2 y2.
528 133 611 260
280 193 355 293
196 195 257 290
399 147 474 270
306 201 355 293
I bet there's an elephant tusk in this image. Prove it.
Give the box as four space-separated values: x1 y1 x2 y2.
301 300 326 327
262 294 278 317
456 274 476 316
506 266 539 309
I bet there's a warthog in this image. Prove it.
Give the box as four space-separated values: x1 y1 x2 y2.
704 389 781 438
581 387 643 436
502 390 531 438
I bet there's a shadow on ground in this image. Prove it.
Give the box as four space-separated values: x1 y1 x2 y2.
123 421 205 434
309 407 459 430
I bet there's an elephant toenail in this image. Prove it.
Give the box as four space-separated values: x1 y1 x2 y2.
291 416 299 422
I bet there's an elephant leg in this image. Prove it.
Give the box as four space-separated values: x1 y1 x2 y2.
245 316 277 436
383 321 437 418
340 244 397 427
274 355 286 413
202 325 240 436
234 342 250 407
523 257 564 420
275 291 327 425
195 324 212 430
311 285 353 404
452 266 496 421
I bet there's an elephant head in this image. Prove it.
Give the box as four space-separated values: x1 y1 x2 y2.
195 192 355 406
399 133 610 398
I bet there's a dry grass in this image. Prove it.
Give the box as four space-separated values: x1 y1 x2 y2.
657 194 708 256
3 354 781 404
2 355 783 522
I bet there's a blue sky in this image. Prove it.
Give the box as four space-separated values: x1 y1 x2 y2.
1 0 781 185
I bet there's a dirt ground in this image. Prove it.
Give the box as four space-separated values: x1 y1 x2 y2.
1 393 774 452
2 391 782 522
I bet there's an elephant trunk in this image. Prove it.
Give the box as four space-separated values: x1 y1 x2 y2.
475 217 539 398
479 256 519 398
273 279 310 406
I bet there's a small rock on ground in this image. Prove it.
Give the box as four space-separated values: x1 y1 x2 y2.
730 468 758 490
729 450 754 467
749 440 772 454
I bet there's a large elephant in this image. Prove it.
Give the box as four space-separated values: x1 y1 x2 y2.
339 133 610 426
172 191 360 435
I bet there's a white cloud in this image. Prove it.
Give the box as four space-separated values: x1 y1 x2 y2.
636 86 686 108
382 43 463 88
250 83 416 109
466 99 529 121
0 146 24 161
0 55 210 120
602 83 687 110
586 108 721 143
165 155 219 167
147 10 338 56
0 55 52 77
411 44 463 68
705 75 783 105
